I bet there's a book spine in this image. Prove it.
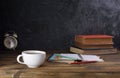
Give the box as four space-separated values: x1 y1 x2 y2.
70 47 117 55
75 41 113 49
75 35 113 45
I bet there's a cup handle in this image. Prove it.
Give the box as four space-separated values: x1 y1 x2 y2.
17 55 25 64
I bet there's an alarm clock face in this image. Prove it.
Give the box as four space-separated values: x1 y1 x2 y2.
4 36 18 49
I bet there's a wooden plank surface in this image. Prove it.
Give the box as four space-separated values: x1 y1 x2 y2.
0 50 120 78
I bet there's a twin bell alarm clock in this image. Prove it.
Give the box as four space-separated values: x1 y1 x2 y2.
4 31 18 50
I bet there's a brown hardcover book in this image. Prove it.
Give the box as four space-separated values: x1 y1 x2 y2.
75 35 113 45
75 41 114 49
70 46 117 55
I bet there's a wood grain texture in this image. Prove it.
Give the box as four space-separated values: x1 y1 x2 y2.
0 50 120 78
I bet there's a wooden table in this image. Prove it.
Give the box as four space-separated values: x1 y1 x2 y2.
0 50 120 78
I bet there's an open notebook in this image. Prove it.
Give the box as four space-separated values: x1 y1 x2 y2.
48 53 104 64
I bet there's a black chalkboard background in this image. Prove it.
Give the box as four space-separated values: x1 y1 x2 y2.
0 0 120 50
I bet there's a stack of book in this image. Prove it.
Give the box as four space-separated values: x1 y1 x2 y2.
70 35 117 55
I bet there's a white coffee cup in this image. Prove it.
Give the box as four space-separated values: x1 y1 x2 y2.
17 50 46 68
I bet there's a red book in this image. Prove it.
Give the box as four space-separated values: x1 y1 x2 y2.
75 35 113 45
76 35 113 38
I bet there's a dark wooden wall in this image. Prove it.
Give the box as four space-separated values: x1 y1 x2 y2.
0 0 120 50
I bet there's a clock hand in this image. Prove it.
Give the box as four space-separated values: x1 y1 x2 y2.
10 39 14 48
